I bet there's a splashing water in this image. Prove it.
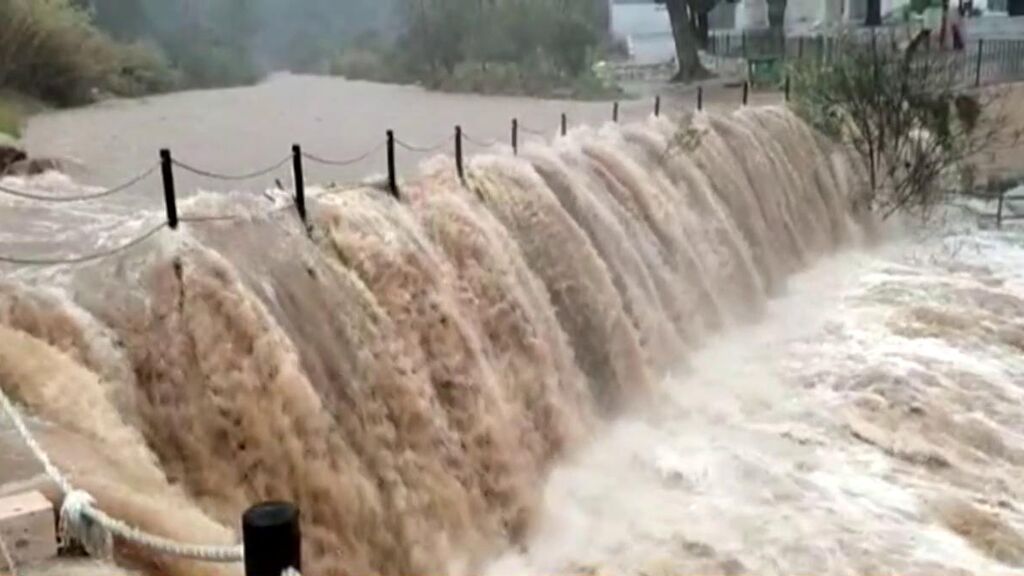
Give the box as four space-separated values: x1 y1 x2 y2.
487 226 1024 576
4 105 1014 576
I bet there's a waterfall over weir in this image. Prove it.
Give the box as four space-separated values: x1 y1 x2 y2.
0 107 867 576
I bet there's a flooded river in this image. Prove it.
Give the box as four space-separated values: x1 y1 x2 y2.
3 76 1024 576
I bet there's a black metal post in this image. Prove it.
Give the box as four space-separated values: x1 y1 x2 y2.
243 502 301 576
291 144 306 224
512 118 519 155
785 75 791 102
455 125 465 182
997 188 1005 229
654 95 661 117
386 130 399 199
159 149 178 230
561 113 567 137
697 86 703 111
613 101 619 123
742 30 747 59
742 81 749 106
798 36 804 60
976 38 984 87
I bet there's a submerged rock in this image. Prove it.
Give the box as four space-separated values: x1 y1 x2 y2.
0 143 27 174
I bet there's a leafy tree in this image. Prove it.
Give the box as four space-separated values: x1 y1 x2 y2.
791 30 1022 218
660 0 714 82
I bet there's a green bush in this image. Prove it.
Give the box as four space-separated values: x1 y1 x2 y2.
330 49 401 83
0 0 177 106
0 100 21 138
101 41 181 97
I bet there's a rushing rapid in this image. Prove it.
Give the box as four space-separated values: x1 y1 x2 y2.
8 101 1015 576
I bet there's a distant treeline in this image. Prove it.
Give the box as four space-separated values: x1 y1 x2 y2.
0 0 617 109
334 0 619 98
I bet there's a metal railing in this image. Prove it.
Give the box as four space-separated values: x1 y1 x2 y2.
707 25 1024 88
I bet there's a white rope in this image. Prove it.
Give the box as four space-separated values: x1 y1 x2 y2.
0 386 244 563
281 567 301 576
0 529 19 576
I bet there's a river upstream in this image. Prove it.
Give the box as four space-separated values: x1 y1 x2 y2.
2 75 1024 576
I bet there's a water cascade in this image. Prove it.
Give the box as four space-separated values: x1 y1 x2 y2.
0 107 866 576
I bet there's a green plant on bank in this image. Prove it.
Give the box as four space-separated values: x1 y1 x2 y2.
790 31 1021 219
0 101 21 138
0 0 177 106
331 0 621 99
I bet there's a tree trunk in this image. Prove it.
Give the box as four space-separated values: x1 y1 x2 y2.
665 0 712 82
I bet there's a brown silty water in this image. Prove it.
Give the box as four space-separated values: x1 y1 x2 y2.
0 106 865 576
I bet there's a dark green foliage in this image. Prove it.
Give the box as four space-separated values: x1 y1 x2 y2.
0 0 177 106
333 0 615 97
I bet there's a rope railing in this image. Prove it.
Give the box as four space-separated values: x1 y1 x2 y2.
394 135 454 153
518 123 551 137
0 385 244 562
0 164 158 203
301 142 384 167
172 156 291 181
3 99 666 265
0 221 168 266
0 529 18 576
462 131 500 148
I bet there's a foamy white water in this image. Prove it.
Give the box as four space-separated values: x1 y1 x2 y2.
490 223 1024 576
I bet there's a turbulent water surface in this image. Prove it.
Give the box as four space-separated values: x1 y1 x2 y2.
2 79 1024 576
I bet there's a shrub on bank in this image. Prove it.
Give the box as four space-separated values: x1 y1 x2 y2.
331 51 620 100
0 100 21 138
0 0 177 106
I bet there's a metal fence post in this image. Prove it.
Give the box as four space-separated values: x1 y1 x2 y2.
512 118 518 155
243 502 301 576
976 38 984 87
291 144 306 224
613 101 619 123
159 149 178 230
997 188 1005 229
386 130 399 199
742 81 749 106
697 86 703 111
785 75 791 102
455 126 464 182
561 113 567 137
654 95 661 117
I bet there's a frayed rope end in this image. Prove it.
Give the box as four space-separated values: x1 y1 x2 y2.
59 490 112 559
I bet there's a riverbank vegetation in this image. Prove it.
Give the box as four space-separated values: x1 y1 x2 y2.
3 0 618 112
0 0 176 107
791 31 1021 218
330 0 620 99
0 101 21 138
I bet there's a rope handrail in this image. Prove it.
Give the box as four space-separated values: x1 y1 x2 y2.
395 135 453 153
0 386 244 563
518 123 550 137
0 164 158 203
179 214 245 224
0 221 167 266
301 142 384 167
172 156 291 181
462 132 500 148
0 530 18 576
